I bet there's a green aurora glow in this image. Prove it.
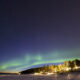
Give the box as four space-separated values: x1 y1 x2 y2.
0 49 80 73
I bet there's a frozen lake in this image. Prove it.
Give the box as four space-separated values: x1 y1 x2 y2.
0 72 80 80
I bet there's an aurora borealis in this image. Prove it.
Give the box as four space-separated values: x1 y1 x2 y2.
0 0 80 73
0 49 80 73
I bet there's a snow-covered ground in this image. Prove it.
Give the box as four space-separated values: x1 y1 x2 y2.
0 72 80 80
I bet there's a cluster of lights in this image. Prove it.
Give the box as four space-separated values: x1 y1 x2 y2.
33 66 80 75
34 73 41 75
74 66 80 70
47 72 53 75
65 68 71 71
34 72 43 75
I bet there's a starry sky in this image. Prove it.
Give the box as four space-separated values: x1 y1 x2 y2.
0 0 80 73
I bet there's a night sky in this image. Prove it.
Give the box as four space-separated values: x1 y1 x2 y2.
0 0 80 73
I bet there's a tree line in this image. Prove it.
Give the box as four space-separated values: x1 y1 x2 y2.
20 59 80 74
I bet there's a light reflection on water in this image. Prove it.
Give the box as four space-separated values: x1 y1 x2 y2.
67 74 73 80
0 72 80 80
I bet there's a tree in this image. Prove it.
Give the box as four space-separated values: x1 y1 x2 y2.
73 59 80 67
